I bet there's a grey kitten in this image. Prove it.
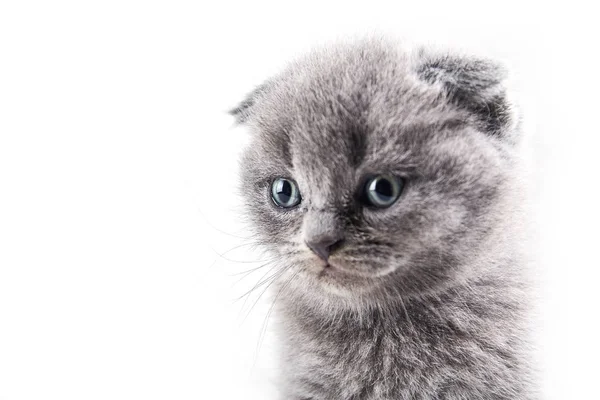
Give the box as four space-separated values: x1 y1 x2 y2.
231 38 535 399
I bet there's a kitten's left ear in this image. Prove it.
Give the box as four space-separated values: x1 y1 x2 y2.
416 52 518 142
229 82 271 124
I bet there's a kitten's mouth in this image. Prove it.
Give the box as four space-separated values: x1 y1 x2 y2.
307 254 333 270
311 258 336 275
323 262 334 270
316 260 352 277
317 263 339 278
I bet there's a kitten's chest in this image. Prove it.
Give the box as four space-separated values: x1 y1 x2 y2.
282 319 459 399
278 300 526 400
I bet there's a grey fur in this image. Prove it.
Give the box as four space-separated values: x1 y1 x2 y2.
233 38 535 399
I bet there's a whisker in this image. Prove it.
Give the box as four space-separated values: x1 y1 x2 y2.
211 242 265 263
240 265 289 324
206 241 269 271
235 263 282 303
253 267 300 369
231 259 277 284
198 208 254 240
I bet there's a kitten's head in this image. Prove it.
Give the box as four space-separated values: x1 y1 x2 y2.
233 39 520 308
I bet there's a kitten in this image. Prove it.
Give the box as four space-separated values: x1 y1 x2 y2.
231 38 535 399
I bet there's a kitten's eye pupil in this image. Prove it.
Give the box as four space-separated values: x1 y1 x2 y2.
271 178 301 208
364 175 404 208
279 181 292 200
374 179 393 199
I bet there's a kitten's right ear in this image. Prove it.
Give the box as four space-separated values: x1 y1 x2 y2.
229 82 270 124
415 51 517 142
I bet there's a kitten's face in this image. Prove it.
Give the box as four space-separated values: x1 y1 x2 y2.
235 41 516 303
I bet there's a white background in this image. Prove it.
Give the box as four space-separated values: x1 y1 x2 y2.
1 1 598 399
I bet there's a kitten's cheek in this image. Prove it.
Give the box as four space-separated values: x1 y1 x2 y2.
360 210 404 232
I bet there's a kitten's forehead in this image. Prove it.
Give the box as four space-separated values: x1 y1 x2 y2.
260 98 447 183
253 43 454 174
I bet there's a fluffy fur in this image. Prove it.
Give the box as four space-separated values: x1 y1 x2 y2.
232 38 535 399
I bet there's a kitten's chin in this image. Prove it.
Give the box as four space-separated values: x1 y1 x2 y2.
301 257 398 295
321 257 398 279
311 268 377 297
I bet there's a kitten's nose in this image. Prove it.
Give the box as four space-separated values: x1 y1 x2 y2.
305 234 344 262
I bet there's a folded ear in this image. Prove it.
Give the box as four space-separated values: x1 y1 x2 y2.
417 52 516 141
229 82 271 124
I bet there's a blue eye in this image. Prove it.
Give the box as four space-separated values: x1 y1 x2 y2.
271 178 301 208
363 174 404 208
